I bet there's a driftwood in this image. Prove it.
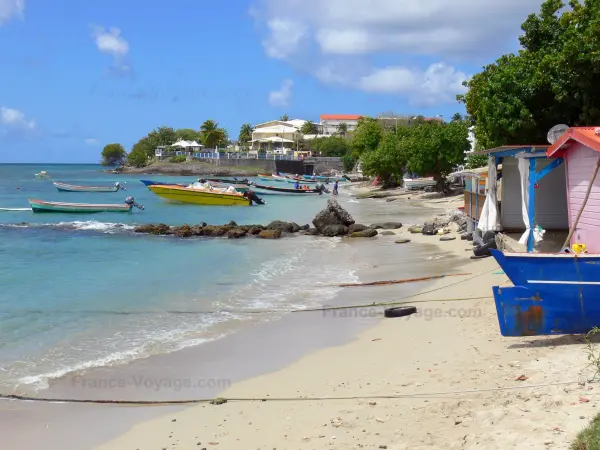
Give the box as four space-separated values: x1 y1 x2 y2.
335 273 471 288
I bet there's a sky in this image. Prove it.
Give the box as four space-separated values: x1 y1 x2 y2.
0 0 546 163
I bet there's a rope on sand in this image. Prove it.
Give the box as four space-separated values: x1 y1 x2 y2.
333 273 471 288
0 380 582 406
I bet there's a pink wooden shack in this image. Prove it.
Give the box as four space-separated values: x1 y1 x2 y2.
547 127 600 252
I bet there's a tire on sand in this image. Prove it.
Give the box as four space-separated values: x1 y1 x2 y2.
384 306 417 318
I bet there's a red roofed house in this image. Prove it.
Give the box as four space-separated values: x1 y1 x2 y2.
547 127 600 252
320 114 363 136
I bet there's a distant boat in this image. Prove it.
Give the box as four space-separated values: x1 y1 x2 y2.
34 171 50 179
258 174 287 182
285 177 319 184
54 182 125 192
249 182 324 194
147 185 253 206
404 177 437 190
29 197 144 213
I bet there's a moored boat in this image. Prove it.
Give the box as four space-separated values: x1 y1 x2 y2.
404 177 437 190
54 181 125 192
249 182 324 194
28 197 144 213
147 184 253 206
34 171 51 179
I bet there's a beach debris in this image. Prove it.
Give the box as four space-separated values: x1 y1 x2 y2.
172 419 177 422
515 375 529 381
369 401 378 405
208 441 219 445
210 397 228 405
379 446 388 449
375 417 386 423
336 272 471 288
579 397 590 403
371 339 381 342
384 306 417 318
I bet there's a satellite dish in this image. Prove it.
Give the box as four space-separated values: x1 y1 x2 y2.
547 124 569 144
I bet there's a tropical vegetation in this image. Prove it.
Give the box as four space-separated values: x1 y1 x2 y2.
101 143 126 166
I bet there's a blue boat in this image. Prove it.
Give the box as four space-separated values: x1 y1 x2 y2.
490 249 600 336
140 180 186 187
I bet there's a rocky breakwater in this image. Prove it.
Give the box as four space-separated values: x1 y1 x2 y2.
132 199 401 240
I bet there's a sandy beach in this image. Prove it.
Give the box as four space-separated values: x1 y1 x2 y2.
94 187 599 450
4 185 597 449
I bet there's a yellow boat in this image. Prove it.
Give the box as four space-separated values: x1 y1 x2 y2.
148 184 251 206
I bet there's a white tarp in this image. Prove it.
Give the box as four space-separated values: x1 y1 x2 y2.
477 156 500 232
517 157 544 246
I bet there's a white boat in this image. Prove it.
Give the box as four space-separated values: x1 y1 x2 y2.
34 171 51 179
404 177 437 190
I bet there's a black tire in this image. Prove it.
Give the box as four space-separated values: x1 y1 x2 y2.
470 254 491 260
473 241 495 257
384 306 417 318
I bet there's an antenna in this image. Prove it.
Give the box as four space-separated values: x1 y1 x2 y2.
547 124 569 144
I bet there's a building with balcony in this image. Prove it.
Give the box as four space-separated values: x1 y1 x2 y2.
319 114 362 136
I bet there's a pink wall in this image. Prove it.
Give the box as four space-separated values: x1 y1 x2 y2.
565 142 600 251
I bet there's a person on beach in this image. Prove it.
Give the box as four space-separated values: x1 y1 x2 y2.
333 180 339 195
295 180 300 189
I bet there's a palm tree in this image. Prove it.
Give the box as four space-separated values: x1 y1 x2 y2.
200 120 226 149
280 113 290 121
238 123 253 150
336 123 348 137
301 121 318 135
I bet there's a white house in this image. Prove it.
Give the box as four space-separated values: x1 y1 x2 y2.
467 127 477 153
319 114 362 136
251 120 306 154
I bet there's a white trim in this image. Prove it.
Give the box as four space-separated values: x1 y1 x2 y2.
503 252 599 258
528 280 600 285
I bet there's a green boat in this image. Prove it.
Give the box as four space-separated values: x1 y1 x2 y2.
28 197 144 213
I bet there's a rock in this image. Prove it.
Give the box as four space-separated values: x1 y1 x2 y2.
348 224 369 233
172 224 194 238
199 225 216 236
321 225 349 237
432 215 450 229
312 199 355 232
395 239 411 244
407 225 422 234
369 224 384 229
379 231 395 236
446 222 461 233
247 226 263 236
257 229 282 239
350 229 378 238
381 222 402 229
227 220 238 227
440 236 456 241
266 220 294 233
133 224 158 234
299 224 310 231
227 228 247 239
304 228 321 236
290 222 301 232
449 212 468 230
211 226 228 237
422 222 436 235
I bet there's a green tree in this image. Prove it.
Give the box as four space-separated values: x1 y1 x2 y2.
101 143 126 166
175 128 201 142
360 132 407 187
336 122 349 137
341 154 357 172
451 113 463 122
311 136 350 157
300 121 319 135
280 113 290 121
238 123 253 150
127 146 148 168
200 120 227 149
145 126 177 157
130 136 155 159
349 117 383 157
465 152 489 169
459 0 600 149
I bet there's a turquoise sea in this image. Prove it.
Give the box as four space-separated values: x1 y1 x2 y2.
0 164 364 393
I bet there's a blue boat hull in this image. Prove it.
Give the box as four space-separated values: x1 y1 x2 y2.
490 249 600 336
140 180 186 187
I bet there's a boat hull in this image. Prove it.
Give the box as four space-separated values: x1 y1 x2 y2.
490 249 600 336
28 199 132 213
404 178 437 190
54 182 119 192
148 185 250 206
250 183 322 194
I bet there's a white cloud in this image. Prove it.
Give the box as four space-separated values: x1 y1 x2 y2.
90 25 132 76
0 106 35 130
252 0 543 105
84 138 98 145
0 0 24 24
268 79 293 107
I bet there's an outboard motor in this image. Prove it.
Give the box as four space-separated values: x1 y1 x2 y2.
125 196 145 210
243 189 265 205
115 182 126 191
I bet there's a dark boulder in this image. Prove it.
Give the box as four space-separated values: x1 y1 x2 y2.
172 224 194 238
379 231 395 236
369 224 384 229
299 224 310 231
257 229 282 239
290 222 301 233
321 224 349 237
348 224 368 233
247 226 263 235
227 228 247 239
422 222 436 235
134 224 158 234
211 226 229 237
227 220 238 227
350 228 378 238
381 222 403 230
266 220 294 233
312 199 355 232
303 228 321 236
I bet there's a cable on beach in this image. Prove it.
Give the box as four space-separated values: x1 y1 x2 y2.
332 273 472 288
0 380 583 406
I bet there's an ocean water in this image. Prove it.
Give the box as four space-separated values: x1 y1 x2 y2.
0 164 368 393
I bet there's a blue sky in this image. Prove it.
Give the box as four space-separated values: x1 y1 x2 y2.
0 0 544 163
